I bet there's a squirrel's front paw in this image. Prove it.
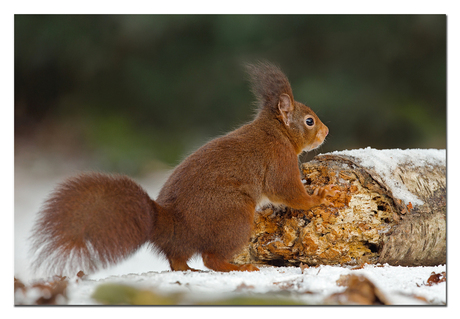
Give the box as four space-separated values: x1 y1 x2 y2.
313 185 338 206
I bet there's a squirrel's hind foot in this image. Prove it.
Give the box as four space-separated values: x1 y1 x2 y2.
168 257 199 272
202 252 259 272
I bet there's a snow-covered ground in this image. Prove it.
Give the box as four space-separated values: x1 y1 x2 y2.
14 154 448 306
15 263 447 305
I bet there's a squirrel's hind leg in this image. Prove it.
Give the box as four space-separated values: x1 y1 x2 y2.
202 252 259 272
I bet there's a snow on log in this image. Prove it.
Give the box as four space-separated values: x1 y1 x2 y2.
232 148 446 267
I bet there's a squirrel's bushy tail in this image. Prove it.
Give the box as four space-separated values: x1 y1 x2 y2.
29 173 156 276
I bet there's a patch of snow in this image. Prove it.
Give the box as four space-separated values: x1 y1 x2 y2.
328 147 446 205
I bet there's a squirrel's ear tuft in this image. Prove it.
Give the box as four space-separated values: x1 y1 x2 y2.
246 61 294 112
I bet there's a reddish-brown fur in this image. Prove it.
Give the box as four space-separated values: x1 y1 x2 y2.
30 61 335 275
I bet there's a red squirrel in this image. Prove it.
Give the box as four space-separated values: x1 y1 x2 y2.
30 61 336 275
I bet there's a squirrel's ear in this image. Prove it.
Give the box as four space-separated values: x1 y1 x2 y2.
278 93 294 126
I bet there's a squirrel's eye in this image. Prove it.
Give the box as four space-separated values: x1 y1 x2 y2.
305 117 314 126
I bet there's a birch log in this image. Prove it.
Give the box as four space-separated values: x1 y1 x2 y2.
232 148 446 267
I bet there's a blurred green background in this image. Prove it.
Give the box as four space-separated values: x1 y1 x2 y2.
14 15 446 175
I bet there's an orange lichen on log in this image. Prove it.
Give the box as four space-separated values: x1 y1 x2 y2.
233 160 397 266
